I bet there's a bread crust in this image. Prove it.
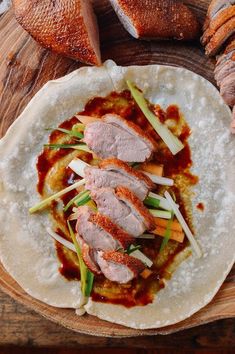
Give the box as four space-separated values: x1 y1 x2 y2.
115 186 156 231
99 158 154 190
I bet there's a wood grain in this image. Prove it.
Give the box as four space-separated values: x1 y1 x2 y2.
0 0 234 337
0 290 235 349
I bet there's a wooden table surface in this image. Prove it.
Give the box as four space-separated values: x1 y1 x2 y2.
0 288 234 349
0 1 235 350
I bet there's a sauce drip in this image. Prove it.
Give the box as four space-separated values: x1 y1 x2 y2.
36 90 198 307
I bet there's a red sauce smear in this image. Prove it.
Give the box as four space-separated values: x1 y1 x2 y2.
36 90 197 308
197 203 205 211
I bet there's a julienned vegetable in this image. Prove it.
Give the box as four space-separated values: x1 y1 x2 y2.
64 190 90 212
126 80 184 155
44 143 91 152
164 191 202 258
68 158 90 178
142 171 174 186
129 245 153 268
145 192 171 211
67 221 94 297
47 227 76 252
159 212 174 252
51 127 84 139
75 114 100 125
149 209 171 219
29 179 85 214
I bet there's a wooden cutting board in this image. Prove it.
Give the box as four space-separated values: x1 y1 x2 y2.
0 0 234 337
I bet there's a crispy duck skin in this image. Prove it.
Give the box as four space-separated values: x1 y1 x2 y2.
204 0 235 31
201 6 235 45
85 158 154 201
96 250 145 283
99 158 154 191
115 186 156 231
91 186 155 236
109 0 200 40
76 206 134 251
76 235 101 275
83 114 157 162
90 212 135 250
13 0 101 65
205 17 235 56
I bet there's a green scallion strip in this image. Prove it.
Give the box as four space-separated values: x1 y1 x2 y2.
76 194 91 207
144 196 160 209
63 190 90 212
126 245 141 255
160 212 174 252
149 209 171 219
85 271 95 297
46 127 84 139
29 179 85 214
67 221 89 296
126 80 184 155
44 143 91 152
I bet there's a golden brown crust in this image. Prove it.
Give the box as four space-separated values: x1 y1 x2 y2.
111 0 200 40
201 6 235 45
102 251 145 276
115 186 156 231
13 0 101 65
102 114 157 152
99 158 154 190
90 213 134 249
81 241 101 275
205 17 235 56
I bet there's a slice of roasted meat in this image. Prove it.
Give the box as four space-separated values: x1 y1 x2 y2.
76 206 134 251
13 0 101 65
204 0 235 31
96 250 145 284
83 114 157 162
85 158 154 200
109 0 200 40
77 235 101 275
91 186 155 237
205 17 235 56
202 1 235 130
202 6 235 45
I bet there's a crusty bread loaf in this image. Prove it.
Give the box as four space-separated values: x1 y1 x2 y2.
109 0 200 40
13 0 101 65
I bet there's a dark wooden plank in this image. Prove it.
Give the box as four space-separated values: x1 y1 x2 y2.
0 0 234 340
0 290 235 349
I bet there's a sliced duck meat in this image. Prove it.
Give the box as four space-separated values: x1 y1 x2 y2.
224 36 235 53
13 0 101 65
216 49 235 67
208 0 235 20
96 250 145 284
205 17 235 56
231 106 235 133
220 72 235 106
76 206 134 251
91 186 155 237
85 158 154 200
201 6 235 45
109 0 200 40
83 114 157 162
77 235 101 275
215 59 235 86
